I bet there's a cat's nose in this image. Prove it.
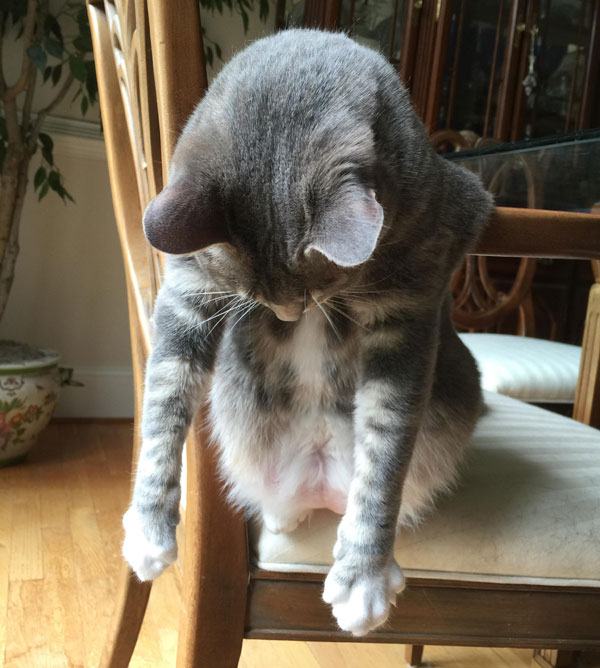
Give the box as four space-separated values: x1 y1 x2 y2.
270 303 303 322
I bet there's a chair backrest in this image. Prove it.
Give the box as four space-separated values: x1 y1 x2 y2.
88 0 208 359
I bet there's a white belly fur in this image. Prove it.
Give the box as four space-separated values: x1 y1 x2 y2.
210 309 354 522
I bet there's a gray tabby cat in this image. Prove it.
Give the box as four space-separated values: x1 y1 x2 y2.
122 29 493 636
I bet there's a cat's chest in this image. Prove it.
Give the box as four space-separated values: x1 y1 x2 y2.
280 308 357 408
287 309 328 395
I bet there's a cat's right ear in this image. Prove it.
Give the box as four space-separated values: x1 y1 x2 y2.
306 187 384 267
142 181 226 254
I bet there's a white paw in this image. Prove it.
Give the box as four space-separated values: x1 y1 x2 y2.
262 509 310 534
122 507 177 581
323 557 405 636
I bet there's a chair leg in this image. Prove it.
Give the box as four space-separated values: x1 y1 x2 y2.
175 414 248 668
405 644 425 667
99 565 152 668
532 649 580 668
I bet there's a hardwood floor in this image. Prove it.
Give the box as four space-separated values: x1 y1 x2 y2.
2 422 599 668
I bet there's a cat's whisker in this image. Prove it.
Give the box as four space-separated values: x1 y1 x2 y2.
187 291 237 297
351 267 404 290
229 301 258 334
326 300 367 330
312 295 343 343
201 297 246 334
198 295 238 306
336 292 373 304
211 297 250 327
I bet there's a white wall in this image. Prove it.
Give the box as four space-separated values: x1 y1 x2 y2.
0 131 134 418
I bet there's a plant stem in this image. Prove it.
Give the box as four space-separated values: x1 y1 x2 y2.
4 0 39 101
0 13 7 95
0 191 24 322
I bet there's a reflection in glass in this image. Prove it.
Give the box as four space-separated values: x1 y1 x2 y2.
438 0 513 137
524 0 595 138
339 0 406 62
449 132 600 213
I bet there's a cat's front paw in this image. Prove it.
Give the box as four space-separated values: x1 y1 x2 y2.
323 555 405 636
122 507 177 581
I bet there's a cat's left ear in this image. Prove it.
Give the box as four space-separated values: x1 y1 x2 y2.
306 187 384 267
143 180 226 254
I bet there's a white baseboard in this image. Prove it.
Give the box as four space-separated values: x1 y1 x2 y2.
54 366 134 418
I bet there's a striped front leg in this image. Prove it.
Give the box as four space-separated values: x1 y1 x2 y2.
123 286 226 581
323 313 438 635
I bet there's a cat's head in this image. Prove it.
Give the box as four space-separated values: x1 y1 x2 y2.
142 29 492 322
143 138 384 322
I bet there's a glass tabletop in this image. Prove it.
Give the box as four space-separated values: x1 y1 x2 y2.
444 129 600 214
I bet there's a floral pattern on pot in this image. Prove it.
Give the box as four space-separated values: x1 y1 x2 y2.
0 341 61 466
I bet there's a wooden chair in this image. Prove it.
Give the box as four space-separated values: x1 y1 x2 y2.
87 2 600 667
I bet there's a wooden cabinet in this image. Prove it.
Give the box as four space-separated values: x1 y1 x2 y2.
276 0 600 141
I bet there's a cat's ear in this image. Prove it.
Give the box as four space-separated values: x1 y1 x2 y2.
142 180 226 254
306 187 384 267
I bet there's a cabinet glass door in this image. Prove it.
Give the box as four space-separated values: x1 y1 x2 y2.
518 0 599 138
435 0 523 138
276 1 409 66
338 0 407 65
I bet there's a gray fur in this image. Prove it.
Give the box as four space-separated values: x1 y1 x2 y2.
125 29 493 635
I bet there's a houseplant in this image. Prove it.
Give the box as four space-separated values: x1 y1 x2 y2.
0 0 270 464
0 0 96 464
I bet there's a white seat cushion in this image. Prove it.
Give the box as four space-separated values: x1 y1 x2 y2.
459 333 581 403
250 391 600 586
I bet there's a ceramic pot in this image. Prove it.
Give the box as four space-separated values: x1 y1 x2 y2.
0 340 61 467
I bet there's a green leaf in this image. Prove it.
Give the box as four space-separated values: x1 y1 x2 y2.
44 36 63 59
38 181 49 200
259 0 269 21
46 170 75 203
81 96 88 116
43 66 52 83
76 6 89 32
39 133 53 151
0 0 27 20
27 43 47 72
39 133 54 166
42 146 53 165
44 14 63 45
240 8 249 33
73 35 93 53
84 60 98 103
34 166 47 190
52 64 62 86
48 170 60 191
69 57 87 82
